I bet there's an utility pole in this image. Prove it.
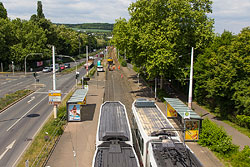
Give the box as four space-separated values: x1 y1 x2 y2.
52 46 57 119
118 49 120 59
155 78 157 100
1 62 3 72
86 46 88 76
12 61 14 75
188 47 194 109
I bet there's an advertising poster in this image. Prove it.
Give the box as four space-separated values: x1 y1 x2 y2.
68 104 81 121
185 120 199 140
167 103 177 118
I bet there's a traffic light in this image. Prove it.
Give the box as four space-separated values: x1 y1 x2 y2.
76 73 79 79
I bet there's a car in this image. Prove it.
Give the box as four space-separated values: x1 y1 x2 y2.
64 63 70 68
49 64 60 72
42 67 51 73
97 66 104 72
60 64 65 70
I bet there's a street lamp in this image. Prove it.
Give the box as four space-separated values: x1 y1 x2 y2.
12 61 14 75
25 53 43 75
188 47 194 109
57 55 78 87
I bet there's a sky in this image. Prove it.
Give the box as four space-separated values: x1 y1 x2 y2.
1 0 250 34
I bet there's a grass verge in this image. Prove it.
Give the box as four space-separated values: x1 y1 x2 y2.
17 90 74 167
0 90 32 110
87 66 97 77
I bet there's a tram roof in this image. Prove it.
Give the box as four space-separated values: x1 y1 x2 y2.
98 102 130 141
164 98 202 120
151 141 203 167
134 99 175 136
93 143 139 167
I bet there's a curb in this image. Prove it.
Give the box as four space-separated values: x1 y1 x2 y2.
0 90 35 113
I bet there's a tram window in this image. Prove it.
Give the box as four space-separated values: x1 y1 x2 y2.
137 130 144 155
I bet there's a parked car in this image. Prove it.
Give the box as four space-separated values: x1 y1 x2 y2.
60 64 65 70
97 66 104 72
64 63 70 68
49 64 60 72
42 67 51 73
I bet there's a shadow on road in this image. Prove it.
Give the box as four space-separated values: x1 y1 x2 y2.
27 114 40 118
81 104 96 121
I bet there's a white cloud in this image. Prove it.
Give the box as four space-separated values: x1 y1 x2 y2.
211 0 250 34
2 0 135 23
2 0 250 34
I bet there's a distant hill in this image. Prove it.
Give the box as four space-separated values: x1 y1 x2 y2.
57 23 114 31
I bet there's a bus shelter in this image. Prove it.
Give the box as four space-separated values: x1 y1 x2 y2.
164 98 203 141
67 89 88 122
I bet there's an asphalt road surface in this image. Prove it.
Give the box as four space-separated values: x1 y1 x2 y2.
0 58 98 167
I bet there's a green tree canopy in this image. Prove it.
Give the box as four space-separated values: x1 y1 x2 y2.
37 1 45 19
113 0 214 80
0 2 7 19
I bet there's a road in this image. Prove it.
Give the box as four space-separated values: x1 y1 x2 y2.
0 58 98 167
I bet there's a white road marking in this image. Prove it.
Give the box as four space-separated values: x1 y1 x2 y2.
0 140 16 160
27 96 35 104
6 96 48 131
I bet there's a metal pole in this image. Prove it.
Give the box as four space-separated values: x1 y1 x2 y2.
12 61 14 75
1 62 3 72
52 46 57 119
25 58 26 75
138 73 139 88
79 38 81 57
25 160 29 167
184 119 186 144
82 77 84 89
118 49 119 59
86 46 88 76
188 47 194 109
155 77 157 100
52 46 56 90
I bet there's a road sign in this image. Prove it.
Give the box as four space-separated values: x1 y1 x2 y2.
48 90 61 104
184 111 190 119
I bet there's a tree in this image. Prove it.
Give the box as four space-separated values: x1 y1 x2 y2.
113 0 214 81
194 29 250 118
37 1 45 19
0 2 7 19
10 19 48 66
0 18 14 66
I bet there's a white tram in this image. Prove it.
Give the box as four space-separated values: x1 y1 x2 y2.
132 99 203 167
92 101 140 167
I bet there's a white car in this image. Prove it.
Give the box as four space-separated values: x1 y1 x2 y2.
97 66 104 72
42 67 51 73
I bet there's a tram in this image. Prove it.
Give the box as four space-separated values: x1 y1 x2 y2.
92 101 140 167
132 98 203 167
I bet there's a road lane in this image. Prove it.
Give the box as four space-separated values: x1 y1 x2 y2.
0 57 98 166
0 56 97 166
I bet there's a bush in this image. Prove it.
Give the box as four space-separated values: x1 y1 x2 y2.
231 146 250 167
236 115 250 129
121 60 127 67
198 119 238 156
